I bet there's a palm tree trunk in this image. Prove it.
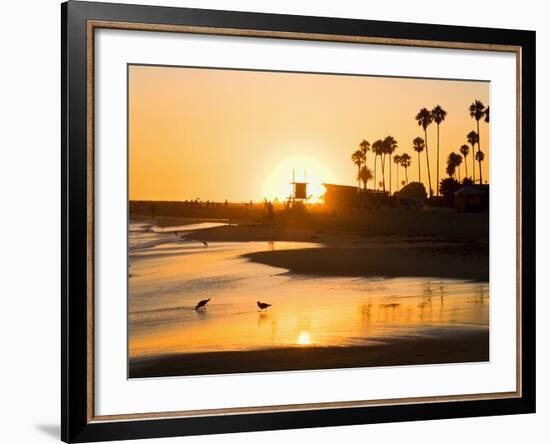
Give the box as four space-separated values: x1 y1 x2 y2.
436 124 440 196
396 164 399 191
357 165 361 189
424 128 433 198
365 154 368 188
458 165 461 182
477 121 483 184
464 155 468 178
472 148 476 183
478 158 483 184
417 152 421 182
382 154 386 193
389 156 392 195
405 167 408 184
374 156 377 189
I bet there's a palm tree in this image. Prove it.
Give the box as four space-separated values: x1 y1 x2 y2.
446 160 456 179
351 149 363 189
459 144 469 179
358 165 373 190
455 152 463 181
400 153 411 185
393 154 401 191
431 105 447 196
467 130 479 184
372 139 384 190
446 152 458 179
475 150 485 183
412 136 425 183
469 100 486 185
378 138 390 193
416 108 433 197
359 140 370 187
383 136 398 194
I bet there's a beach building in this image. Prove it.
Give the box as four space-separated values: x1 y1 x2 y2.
454 185 484 212
323 184 359 211
323 184 389 211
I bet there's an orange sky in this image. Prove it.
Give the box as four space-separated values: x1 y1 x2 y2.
129 65 489 202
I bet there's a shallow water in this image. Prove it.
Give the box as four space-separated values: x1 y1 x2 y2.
128 221 489 359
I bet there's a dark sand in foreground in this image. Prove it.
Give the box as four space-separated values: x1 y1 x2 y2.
130 329 489 378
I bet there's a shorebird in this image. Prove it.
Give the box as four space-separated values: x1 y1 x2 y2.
257 301 271 311
201 241 209 247
195 298 211 311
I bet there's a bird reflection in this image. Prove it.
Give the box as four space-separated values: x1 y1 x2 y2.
360 303 372 322
257 311 269 326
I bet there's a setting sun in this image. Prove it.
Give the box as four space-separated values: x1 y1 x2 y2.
262 156 334 204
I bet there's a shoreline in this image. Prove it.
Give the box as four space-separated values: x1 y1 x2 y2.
129 328 489 378
130 206 489 238
181 223 488 281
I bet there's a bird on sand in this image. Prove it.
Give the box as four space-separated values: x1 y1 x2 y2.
195 298 211 311
201 241 209 247
257 301 271 311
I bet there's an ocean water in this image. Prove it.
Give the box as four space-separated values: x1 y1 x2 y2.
128 221 489 359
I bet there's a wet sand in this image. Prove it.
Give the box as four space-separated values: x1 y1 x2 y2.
185 224 488 281
243 245 488 281
129 328 489 378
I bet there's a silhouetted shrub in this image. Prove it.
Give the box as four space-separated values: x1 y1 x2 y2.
396 182 428 202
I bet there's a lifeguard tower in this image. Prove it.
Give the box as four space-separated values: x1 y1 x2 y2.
288 169 309 207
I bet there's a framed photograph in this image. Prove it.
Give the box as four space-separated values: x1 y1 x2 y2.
62 1 535 442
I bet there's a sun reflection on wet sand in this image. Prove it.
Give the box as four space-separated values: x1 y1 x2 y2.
296 330 312 345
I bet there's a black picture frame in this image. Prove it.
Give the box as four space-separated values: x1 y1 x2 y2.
62 1 536 442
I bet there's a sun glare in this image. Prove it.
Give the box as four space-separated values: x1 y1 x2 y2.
262 156 334 204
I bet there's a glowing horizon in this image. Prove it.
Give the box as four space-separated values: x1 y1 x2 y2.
129 65 490 202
